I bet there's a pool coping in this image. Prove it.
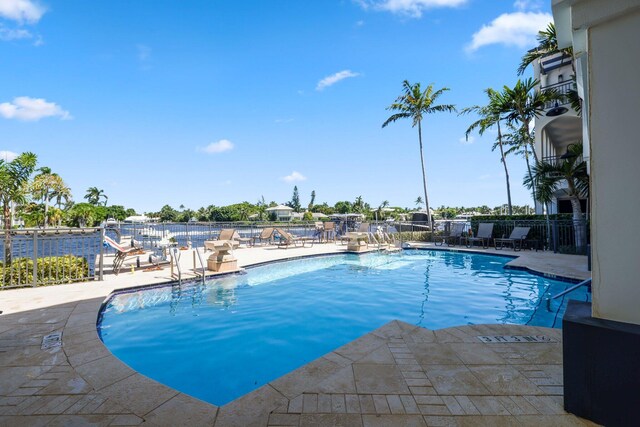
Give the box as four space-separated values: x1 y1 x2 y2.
0 243 594 425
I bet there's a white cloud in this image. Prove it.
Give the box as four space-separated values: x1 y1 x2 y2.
0 150 18 161
275 118 294 123
202 139 234 154
316 70 360 91
0 0 46 23
281 171 307 183
459 135 474 145
355 0 467 18
0 26 31 40
466 12 552 52
513 0 543 11
0 97 72 121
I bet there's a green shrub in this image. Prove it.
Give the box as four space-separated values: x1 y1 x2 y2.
0 255 89 288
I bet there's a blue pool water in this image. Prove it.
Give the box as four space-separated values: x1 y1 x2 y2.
98 250 589 406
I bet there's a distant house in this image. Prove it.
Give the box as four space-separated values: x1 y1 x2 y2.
265 205 294 221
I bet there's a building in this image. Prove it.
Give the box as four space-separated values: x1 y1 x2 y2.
532 49 587 214
552 0 640 425
264 205 294 221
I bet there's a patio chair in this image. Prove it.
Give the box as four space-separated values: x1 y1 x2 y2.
335 221 350 245
322 221 336 243
275 228 314 249
104 235 145 275
434 222 466 247
465 223 494 249
494 227 530 251
252 227 275 246
206 229 240 250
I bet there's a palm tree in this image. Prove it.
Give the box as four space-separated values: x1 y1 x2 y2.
382 81 456 227
0 152 38 264
85 187 107 206
30 167 71 227
501 78 561 165
524 143 589 251
460 88 513 215
517 23 573 75
415 196 424 210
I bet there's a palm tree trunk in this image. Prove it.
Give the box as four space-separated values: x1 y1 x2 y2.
496 121 513 215
3 203 12 265
43 195 49 228
417 121 432 227
569 196 586 251
524 148 537 203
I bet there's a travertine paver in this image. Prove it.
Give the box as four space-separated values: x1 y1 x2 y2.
0 243 597 426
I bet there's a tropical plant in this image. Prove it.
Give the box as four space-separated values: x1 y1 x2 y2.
0 152 38 264
517 23 573 75
461 88 514 215
523 142 589 251
501 78 562 166
415 196 424 210
30 167 71 227
382 80 456 227
84 187 108 206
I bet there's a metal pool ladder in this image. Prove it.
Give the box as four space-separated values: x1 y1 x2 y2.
170 247 182 285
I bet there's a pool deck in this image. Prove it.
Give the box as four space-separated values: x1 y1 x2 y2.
0 243 597 426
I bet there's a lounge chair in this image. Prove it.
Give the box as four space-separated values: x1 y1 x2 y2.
275 228 314 249
206 229 240 250
104 235 145 275
252 227 275 246
494 227 530 251
465 223 494 249
434 222 466 246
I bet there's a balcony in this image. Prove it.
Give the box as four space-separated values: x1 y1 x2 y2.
541 81 576 110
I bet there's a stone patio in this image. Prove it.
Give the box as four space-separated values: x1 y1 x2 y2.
0 243 597 426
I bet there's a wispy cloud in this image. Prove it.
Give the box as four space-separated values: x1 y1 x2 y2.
354 0 467 18
0 0 46 24
201 139 234 154
459 135 474 145
281 171 307 183
466 11 552 52
316 70 360 91
0 97 72 121
275 118 294 124
0 150 18 161
513 0 543 11
0 26 31 40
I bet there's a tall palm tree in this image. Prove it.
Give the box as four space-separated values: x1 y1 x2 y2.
31 167 70 227
0 152 38 264
524 143 589 251
501 78 560 165
382 81 456 227
415 196 424 210
460 88 513 215
517 23 573 75
84 187 107 206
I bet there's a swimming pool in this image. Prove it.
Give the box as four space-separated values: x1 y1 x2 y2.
98 249 589 406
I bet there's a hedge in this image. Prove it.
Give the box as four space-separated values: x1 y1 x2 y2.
1 255 90 288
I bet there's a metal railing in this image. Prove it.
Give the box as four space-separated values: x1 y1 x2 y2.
393 219 589 255
0 227 103 289
541 81 575 109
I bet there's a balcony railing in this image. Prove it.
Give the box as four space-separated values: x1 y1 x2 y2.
541 81 576 109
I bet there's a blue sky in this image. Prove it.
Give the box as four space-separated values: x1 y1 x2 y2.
1 0 553 213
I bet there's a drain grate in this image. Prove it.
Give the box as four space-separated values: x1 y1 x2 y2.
477 335 554 343
41 332 63 349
